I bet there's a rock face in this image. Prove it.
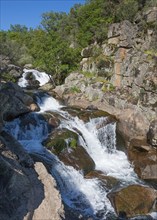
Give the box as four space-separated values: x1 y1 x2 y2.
0 82 39 131
0 84 64 220
108 20 137 48
116 108 150 143
108 184 157 218
147 119 157 147
78 7 157 123
128 137 157 181
29 162 64 220
0 139 64 220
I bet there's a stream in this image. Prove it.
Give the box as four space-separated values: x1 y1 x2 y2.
4 69 156 220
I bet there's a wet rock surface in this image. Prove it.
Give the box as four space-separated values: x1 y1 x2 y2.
85 170 119 190
108 184 157 218
44 128 95 174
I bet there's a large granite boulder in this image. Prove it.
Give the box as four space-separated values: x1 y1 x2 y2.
30 162 64 220
116 108 149 144
128 137 157 182
108 184 157 218
0 139 64 220
0 82 39 131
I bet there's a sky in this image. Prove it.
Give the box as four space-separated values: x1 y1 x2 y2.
0 0 85 31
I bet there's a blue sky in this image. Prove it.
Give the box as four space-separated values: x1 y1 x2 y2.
0 0 85 30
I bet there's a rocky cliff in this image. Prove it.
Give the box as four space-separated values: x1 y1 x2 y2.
53 7 157 187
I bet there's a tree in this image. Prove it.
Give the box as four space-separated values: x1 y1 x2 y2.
10 24 28 33
41 12 67 33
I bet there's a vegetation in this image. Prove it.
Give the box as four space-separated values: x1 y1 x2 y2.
70 86 81 94
45 129 78 154
0 0 156 84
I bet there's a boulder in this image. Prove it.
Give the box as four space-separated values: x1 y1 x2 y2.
59 145 95 175
61 106 115 123
7 64 22 78
40 82 55 91
85 170 119 190
44 128 95 174
0 82 39 127
147 119 157 147
81 45 94 58
116 108 149 144
128 137 157 181
0 139 64 220
24 64 33 69
0 131 34 168
81 43 100 58
107 184 157 218
29 103 40 112
30 162 64 220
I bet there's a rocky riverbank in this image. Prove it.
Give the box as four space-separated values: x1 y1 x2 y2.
0 82 64 220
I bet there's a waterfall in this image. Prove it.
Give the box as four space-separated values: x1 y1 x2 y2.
57 111 137 181
18 68 50 87
50 155 113 219
4 112 114 219
4 113 48 153
37 93 63 112
4 94 139 219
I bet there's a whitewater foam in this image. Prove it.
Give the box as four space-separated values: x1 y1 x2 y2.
18 68 50 87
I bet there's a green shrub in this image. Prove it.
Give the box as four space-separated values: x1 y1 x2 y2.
69 138 77 149
70 86 81 93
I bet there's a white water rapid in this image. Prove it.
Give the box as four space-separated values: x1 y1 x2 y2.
5 94 145 220
18 68 50 87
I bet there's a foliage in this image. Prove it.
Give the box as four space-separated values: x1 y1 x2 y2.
114 0 139 22
0 73 16 83
0 30 33 66
1 0 154 84
81 71 95 78
69 138 77 149
102 82 115 92
70 86 81 94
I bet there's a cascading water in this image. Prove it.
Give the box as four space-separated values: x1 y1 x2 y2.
57 110 137 181
18 68 50 87
50 155 114 219
5 93 150 219
4 110 114 219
